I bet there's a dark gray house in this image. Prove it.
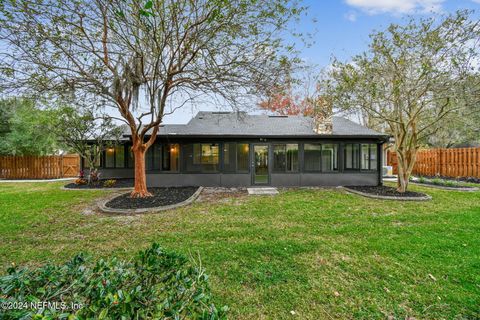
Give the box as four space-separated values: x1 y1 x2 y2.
91 111 388 187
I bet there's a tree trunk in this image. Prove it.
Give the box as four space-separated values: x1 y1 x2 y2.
131 143 152 198
396 148 417 193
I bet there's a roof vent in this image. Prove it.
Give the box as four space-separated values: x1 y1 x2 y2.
268 115 288 118
212 111 231 114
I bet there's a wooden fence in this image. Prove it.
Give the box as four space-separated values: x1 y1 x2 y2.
387 147 480 178
0 154 80 179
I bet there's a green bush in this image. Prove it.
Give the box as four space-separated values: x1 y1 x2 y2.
0 243 228 319
103 179 117 188
418 176 427 184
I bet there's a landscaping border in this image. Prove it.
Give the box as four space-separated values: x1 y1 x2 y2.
343 187 432 201
98 186 204 214
409 182 479 192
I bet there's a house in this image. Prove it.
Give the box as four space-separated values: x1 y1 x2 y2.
90 111 389 187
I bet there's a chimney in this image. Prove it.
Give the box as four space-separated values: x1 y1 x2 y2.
313 97 333 134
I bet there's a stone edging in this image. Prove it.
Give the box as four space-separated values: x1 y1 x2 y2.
97 186 204 214
409 182 479 192
343 187 432 201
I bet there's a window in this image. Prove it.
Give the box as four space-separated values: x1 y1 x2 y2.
163 143 179 172
237 143 249 172
321 144 338 172
273 144 298 172
105 147 115 168
304 144 321 171
185 143 219 172
304 144 338 172
344 144 360 170
146 144 161 171
126 145 134 168
104 145 126 168
223 143 249 173
223 142 236 172
345 143 377 170
115 145 125 168
361 144 377 171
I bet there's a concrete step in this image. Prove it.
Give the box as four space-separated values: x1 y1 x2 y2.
247 187 279 195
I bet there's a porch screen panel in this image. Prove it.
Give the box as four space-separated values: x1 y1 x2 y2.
273 145 286 172
237 143 249 172
223 142 236 172
344 144 360 170
304 144 321 171
361 144 369 170
185 143 219 172
115 145 125 168
359 143 378 171
163 144 179 172
321 144 338 171
105 148 115 168
286 144 299 172
369 144 377 170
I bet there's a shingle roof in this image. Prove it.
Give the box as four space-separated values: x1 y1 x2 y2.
123 111 387 138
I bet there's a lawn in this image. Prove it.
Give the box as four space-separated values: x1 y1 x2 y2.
0 182 479 319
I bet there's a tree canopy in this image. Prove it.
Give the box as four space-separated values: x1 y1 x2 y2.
0 0 305 196
0 98 59 156
320 10 480 192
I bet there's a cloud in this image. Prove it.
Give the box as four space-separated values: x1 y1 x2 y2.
472 0 480 3
344 12 357 22
345 0 445 14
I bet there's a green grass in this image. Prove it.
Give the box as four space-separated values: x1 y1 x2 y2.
1 182 479 319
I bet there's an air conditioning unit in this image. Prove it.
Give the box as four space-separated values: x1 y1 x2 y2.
383 166 393 177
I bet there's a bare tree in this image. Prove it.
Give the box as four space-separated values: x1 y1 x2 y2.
0 0 304 197
320 11 480 192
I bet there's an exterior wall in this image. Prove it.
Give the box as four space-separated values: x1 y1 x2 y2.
86 137 386 187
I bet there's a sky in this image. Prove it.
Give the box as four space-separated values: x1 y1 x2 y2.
163 0 480 124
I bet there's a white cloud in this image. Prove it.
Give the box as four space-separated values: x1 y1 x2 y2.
472 0 480 3
345 0 445 14
344 12 357 22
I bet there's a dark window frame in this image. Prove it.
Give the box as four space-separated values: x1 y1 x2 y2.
344 143 378 171
104 145 126 169
272 143 299 173
303 143 339 173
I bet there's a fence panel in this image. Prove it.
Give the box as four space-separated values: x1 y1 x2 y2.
387 147 480 179
0 155 80 179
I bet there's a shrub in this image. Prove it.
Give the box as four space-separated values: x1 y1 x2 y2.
431 178 443 185
418 176 427 183
74 178 87 185
103 179 117 188
0 243 228 319
444 180 458 187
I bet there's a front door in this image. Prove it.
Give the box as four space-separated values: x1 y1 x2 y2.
253 144 269 185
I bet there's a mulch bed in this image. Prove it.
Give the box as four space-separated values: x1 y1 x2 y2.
347 185 428 198
105 187 199 209
64 179 134 189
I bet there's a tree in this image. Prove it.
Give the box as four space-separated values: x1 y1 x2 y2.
0 98 59 156
320 11 480 192
53 106 122 184
0 0 304 197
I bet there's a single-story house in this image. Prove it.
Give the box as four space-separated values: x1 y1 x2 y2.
86 111 389 187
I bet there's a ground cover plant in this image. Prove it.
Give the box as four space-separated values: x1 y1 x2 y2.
0 182 479 319
0 243 226 319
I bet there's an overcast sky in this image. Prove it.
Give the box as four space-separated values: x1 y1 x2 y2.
164 0 480 124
